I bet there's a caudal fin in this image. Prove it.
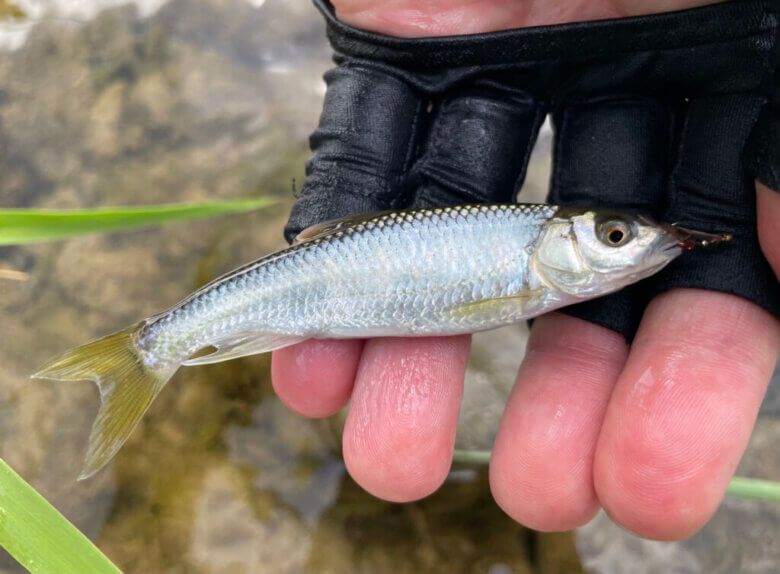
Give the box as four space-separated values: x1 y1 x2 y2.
32 323 177 480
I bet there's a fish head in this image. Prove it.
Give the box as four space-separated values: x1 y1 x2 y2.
531 209 681 297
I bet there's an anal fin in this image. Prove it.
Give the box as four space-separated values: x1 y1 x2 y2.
183 332 306 366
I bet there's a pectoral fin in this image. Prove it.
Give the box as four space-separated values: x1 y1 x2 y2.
451 291 543 322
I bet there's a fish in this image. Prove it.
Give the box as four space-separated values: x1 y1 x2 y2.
32 203 728 479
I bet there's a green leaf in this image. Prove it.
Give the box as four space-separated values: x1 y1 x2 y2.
0 458 122 573
0 197 278 245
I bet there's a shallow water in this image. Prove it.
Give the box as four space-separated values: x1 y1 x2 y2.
0 1 580 572
3 2 779 573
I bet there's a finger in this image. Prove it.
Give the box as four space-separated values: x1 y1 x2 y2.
548 96 675 337
271 339 363 418
490 314 628 531
594 290 780 540
651 95 778 325
283 62 424 242
342 335 470 502
757 181 780 276
410 79 543 208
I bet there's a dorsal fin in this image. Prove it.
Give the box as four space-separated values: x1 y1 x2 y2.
294 210 392 244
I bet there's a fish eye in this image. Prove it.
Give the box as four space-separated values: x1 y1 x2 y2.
598 220 632 247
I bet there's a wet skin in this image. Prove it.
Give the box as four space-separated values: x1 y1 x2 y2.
273 0 780 540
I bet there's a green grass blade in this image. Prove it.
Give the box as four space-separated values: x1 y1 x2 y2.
452 449 780 504
0 197 277 245
726 476 780 503
452 449 492 465
0 458 121 574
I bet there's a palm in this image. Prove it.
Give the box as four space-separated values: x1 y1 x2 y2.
331 0 721 36
272 0 780 539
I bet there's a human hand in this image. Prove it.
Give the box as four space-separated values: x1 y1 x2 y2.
272 0 780 540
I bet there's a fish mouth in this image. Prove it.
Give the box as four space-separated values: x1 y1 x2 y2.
636 215 731 250
660 240 682 256
658 223 732 251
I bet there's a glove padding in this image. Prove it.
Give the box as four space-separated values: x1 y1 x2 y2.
286 0 780 339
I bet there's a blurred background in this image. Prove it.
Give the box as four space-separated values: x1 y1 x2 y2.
0 1 777 572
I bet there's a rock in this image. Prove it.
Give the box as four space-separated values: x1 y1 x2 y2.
457 325 528 450
190 467 312 574
759 362 780 417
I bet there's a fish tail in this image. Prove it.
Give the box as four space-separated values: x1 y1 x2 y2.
32 323 177 480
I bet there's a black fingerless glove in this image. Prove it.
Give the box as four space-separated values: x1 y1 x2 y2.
286 0 780 339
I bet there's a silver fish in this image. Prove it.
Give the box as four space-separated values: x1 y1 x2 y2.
33 203 726 478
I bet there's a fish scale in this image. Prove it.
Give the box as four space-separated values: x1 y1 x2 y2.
35 202 691 479
139 204 552 367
